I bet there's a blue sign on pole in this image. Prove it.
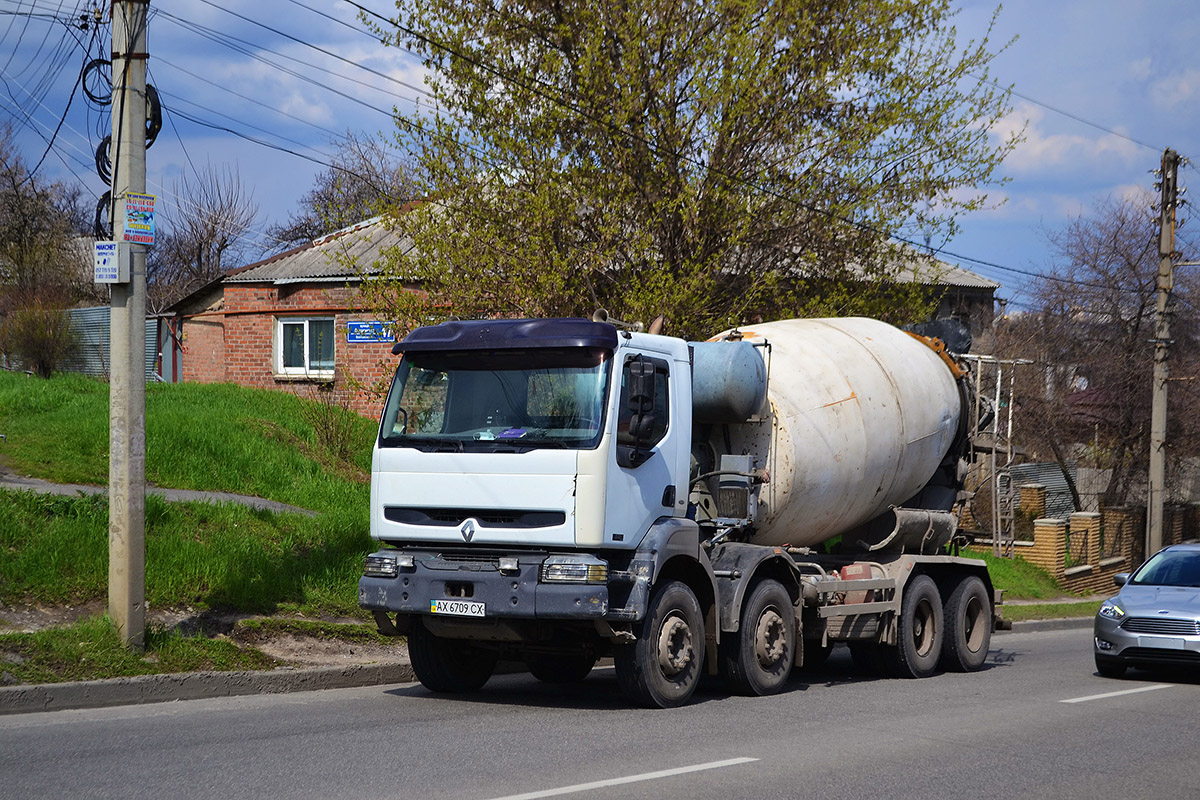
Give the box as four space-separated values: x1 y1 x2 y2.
346 321 395 343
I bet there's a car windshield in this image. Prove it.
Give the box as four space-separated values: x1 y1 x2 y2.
1129 549 1200 587
378 347 612 452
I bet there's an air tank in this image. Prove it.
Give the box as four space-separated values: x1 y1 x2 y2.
699 318 963 549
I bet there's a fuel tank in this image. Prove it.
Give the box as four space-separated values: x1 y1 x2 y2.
698 317 963 548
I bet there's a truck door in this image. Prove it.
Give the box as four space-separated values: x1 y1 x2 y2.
602 352 686 545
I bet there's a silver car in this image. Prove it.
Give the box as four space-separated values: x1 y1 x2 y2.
1094 543 1200 678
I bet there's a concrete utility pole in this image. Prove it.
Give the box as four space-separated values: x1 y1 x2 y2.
1147 147 1180 559
109 0 149 649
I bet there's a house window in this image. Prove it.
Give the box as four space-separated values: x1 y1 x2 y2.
277 317 335 378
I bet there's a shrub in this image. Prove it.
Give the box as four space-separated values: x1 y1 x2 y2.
0 303 79 378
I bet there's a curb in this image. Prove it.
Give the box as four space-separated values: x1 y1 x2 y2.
1000 616 1093 634
1 620 1096 716
0 662 415 716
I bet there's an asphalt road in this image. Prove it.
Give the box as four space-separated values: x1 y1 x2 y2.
2 627 1197 800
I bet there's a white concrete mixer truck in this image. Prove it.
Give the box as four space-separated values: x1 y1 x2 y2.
359 316 999 707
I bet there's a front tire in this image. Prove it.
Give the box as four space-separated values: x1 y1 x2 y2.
941 575 992 672
614 580 705 708
882 574 944 679
408 618 497 693
722 579 796 695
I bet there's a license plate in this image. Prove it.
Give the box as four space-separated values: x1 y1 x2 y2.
1139 636 1186 650
431 599 486 617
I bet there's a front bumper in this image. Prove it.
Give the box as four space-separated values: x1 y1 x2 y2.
358 549 610 621
1093 615 1200 668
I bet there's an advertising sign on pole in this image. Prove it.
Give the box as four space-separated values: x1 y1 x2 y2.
123 192 156 244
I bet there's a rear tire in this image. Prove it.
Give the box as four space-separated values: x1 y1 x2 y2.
883 574 943 679
526 652 597 684
408 618 497 693
941 576 992 672
722 579 796 695
614 580 705 708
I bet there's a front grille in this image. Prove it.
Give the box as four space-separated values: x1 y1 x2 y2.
1120 617 1200 636
1116 647 1200 664
384 507 566 529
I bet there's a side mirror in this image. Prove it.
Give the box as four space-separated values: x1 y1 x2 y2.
618 358 658 468
1113 572 1129 587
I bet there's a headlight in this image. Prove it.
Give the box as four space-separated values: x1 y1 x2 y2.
364 555 398 578
540 555 608 584
1098 601 1125 620
364 553 413 577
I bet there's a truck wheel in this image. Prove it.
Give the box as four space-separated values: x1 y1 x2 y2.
408 618 497 693
525 652 598 684
614 580 705 708
722 579 795 695
884 574 943 679
940 576 992 672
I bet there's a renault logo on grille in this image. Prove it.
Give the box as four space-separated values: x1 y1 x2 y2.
460 519 476 543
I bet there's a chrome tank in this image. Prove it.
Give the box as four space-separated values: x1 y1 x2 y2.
706 318 962 548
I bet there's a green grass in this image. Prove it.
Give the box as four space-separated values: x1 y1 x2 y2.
0 490 371 617
233 617 405 646
965 547 1076 600
0 371 376 512
1001 601 1103 622
0 616 280 685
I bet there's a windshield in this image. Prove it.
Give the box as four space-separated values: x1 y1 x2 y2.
1130 548 1200 587
379 347 612 452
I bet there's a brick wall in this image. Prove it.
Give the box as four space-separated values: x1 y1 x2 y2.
179 282 402 418
180 315 226 383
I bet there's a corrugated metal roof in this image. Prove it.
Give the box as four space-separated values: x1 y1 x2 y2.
890 255 1001 290
226 217 411 284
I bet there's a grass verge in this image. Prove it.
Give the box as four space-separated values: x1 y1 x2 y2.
0 490 371 618
1000 601 1103 622
0 616 279 685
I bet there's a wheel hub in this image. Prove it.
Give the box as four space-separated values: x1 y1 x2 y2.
657 614 694 676
754 608 786 667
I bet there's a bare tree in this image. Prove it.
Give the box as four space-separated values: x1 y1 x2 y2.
0 125 92 311
268 130 416 251
998 193 1198 509
149 164 259 311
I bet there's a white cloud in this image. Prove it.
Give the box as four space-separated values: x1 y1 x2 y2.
993 103 1142 174
1149 69 1200 110
1128 58 1153 82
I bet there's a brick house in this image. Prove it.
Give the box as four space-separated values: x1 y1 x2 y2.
167 216 1000 417
166 218 412 417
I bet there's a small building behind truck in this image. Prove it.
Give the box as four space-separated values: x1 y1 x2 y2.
359 315 999 707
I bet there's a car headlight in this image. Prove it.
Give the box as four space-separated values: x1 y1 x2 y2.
1098 601 1125 620
540 555 608 584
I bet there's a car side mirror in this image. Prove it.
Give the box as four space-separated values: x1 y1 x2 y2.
1113 572 1129 587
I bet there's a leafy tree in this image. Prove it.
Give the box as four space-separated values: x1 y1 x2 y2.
363 0 1017 338
268 130 417 251
997 193 1199 509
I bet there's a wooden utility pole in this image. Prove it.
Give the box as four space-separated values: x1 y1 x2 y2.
109 0 149 649
1147 148 1180 558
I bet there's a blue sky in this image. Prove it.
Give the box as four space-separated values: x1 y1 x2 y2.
2 0 1196 311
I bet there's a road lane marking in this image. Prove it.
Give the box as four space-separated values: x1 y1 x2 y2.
483 757 759 800
1060 684 1173 704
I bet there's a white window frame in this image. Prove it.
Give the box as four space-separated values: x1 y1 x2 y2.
275 316 336 379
